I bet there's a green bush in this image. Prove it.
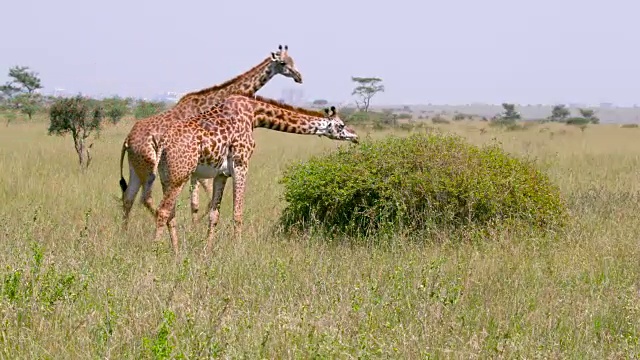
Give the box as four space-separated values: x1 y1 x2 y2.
279 132 567 238
431 115 450 124
565 117 590 125
490 117 516 127
346 110 398 127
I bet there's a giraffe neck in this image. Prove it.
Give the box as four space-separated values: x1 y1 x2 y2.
172 57 275 119
244 98 328 135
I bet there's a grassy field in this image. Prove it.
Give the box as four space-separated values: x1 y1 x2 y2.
1 115 639 359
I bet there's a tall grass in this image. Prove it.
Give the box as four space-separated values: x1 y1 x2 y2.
0 117 638 358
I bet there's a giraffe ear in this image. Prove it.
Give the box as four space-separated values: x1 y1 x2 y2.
330 106 336 114
324 108 330 115
270 52 277 60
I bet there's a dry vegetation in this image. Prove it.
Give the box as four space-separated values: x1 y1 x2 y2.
1 114 639 358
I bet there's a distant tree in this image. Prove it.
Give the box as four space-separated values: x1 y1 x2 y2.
133 100 166 119
312 99 328 106
500 103 521 121
351 76 384 112
102 96 131 124
1 66 44 117
579 108 599 124
6 66 42 94
338 107 357 121
48 96 104 170
549 104 570 122
491 103 521 126
13 93 42 120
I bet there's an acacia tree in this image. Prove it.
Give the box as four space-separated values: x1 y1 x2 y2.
500 103 521 121
579 108 599 124
351 76 384 112
48 96 104 170
492 103 521 126
549 104 570 122
1 66 43 119
7 66 42 94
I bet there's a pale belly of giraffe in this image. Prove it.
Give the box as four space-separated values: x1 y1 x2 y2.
193 156 233 179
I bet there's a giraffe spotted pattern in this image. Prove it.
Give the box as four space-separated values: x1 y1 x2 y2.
154 94 359 255
119 45 303 229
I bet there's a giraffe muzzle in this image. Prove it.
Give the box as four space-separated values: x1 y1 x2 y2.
292 71 303 84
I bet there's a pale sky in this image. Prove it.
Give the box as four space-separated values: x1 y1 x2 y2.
2 0 639 105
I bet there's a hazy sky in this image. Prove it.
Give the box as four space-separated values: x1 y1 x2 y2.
2 0 639 105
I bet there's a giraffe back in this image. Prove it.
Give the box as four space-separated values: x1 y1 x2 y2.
158 102 253 184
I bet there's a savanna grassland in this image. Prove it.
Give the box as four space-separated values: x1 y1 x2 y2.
1 115 639 359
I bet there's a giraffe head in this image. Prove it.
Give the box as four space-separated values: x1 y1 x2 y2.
314 106 359 143
269 44 303 84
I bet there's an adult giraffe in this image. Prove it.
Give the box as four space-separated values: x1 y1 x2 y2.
119 45 302 228
154 94 359 255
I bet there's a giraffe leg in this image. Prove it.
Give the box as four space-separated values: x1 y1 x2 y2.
191 177 214 224
167 207 179 256
200 178 213 196
204 175 229 254
140 172 157 218
189 176 200 224
200 178 213 211
122 166 142 230
231 165 249 240
154 183 185 255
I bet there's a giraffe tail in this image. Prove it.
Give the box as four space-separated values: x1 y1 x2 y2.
119 139 129 193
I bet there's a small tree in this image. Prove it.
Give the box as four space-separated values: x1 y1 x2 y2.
102 96 130 124
492 103 521 127
312 99 328 106
549 104 570 122
351 76 384 112
490 104 517 128
13 93 42 120
134 100 166 119
579 108 599 124
1 66 43 116
48 96 104 169
500 103 521 121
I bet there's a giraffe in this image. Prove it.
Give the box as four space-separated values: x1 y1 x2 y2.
153 94 359 255
118 45 302 229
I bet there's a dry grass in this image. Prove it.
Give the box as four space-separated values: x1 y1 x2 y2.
0 116 639 359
